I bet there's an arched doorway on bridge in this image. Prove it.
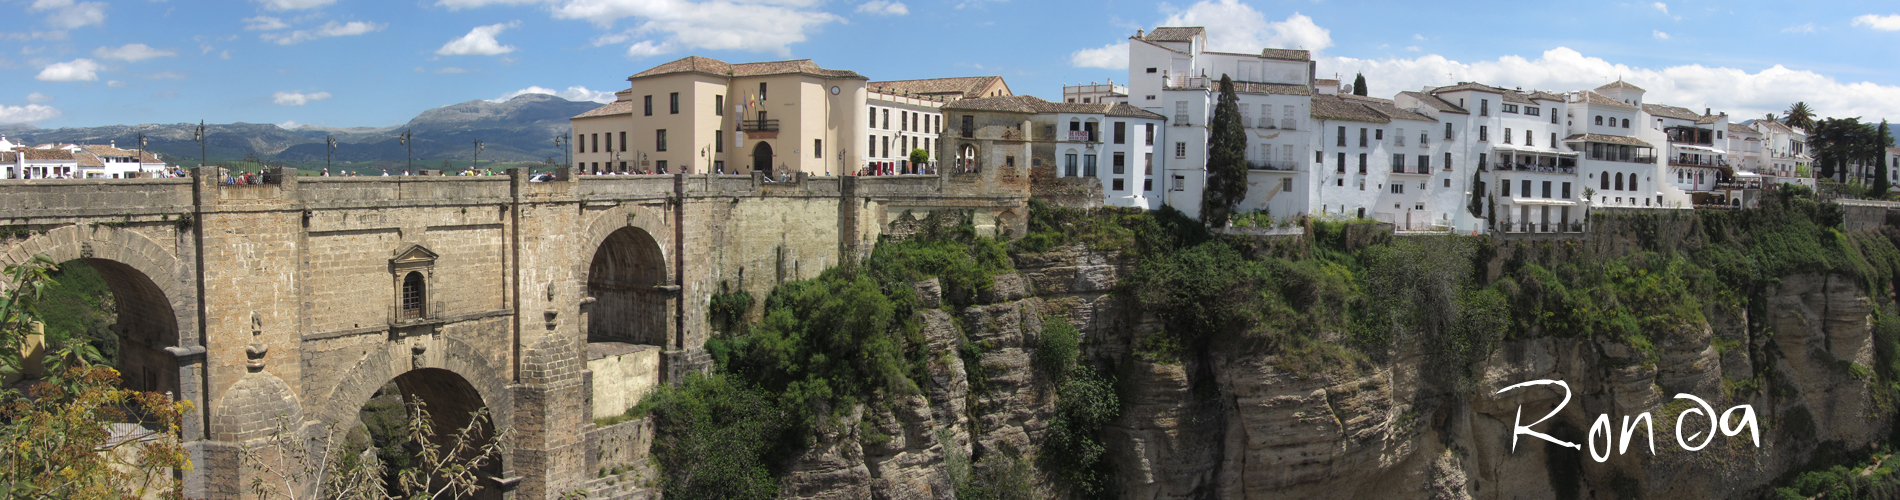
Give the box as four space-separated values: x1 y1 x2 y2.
350 368 502 499
752 141 773 179
587 226 667 347
40 258 179 398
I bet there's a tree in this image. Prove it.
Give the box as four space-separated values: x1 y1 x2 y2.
1466 169 1485 219
1783 102 1816 132
1352 73 1368 97
1200 74 1248 226
0 255 192 499
1875 120 1892 198
909 148 929 165
240 400 510 500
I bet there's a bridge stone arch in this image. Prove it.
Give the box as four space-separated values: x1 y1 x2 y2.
0 224 199 428
309 335 513 433
578 204 674 348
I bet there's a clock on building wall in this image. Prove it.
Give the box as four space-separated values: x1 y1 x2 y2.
831 86 841 95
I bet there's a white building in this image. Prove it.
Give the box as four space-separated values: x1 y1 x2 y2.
81 144 166 177
1751 120 1812 186
1565 83 1663 211
1062 80 1129 105
1639 101 1733 206
1044 100 1168 208
864 90 947 173
1124 26 1317 220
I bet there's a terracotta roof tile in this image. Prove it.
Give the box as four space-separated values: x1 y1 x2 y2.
1643 103 1703 121
1140 27 1205 42
1728 123 1757 134
1233 81 1312 96
573 100 635 119
942 95 1167 121
1399 91 1469 114
1575 90 1638 110
1338 93 1394 105
629 56 865 82
21 148 72 161
80 144 159 162
1310 94 1390 123
942 95 1043 114
1563 133 1654 148
868 76 1007 100
74 151 101 167
1259 48 1310 61
1596 80 1646 93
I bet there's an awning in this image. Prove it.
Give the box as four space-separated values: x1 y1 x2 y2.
1508 198 1578 206
1674 144 1723 154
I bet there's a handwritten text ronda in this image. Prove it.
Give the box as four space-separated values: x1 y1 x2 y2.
1496 379 1758 462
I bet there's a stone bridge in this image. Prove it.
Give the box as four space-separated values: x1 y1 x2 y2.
0 165 1027 498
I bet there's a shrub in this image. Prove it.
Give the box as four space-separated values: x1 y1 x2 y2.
636 373 789 500
1035 317 1080 380
1042 365 1120 499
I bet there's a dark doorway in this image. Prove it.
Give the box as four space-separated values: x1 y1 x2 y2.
752 141 773 178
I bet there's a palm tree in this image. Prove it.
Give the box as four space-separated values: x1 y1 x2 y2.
1783 102 1815 132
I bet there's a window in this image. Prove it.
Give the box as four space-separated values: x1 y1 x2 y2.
1064 154 1077 176
758 82 766 101
401 272 425 320
961 115 973 138
1504 128 1512 144
716 130 724 152
1391 183 1404 194
882 137 889 158
1175 142 1187 159
1395 129 1404 146
1145 123 1154 145
1114 122 1126 144
1418 155 1430 173
1479 126 1489 142
605 133 613 152
1113 152 1125 174
1615 172 1624 190
1112 178 1124 191
869 136 876 157
1526 130 1533 147
620 132 627 152
1445 123 1454 140
1503 179 1512 197
883 109 889 129
1550 133 1557 149
1358 153 1367 174
656 160 667 172
900 111 908 131
1337 126 1347 147
1480 99 1489 116
1146 67 1157 73
1083 154 1097 177
1521 180 1532 197
1595 116 1603 126
1622 118 1630 128
1503 104 1519 114
1561 182 1572 199
869 107 876 127
1525 106 1540 116
1444 152 1452 171
669 92 679 114
1144 178 1153 191
591 133 598 153
1174 101 1188 123
1478 153 1486 171
1392 154 1406 172
1145 153 1152 174
656 129 667 151
644 95 653 116
814 139 823 158
1551 113 1559 124
1282 178 1293 191
1542 181 1552 198
716 95 724 116
1601 172 1610 190
1337 153 1346 173
1420 131 1428 146
1360 128 1369 147
1445 178 1452 188
1173 175 1185 191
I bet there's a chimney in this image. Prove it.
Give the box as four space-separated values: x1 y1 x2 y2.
1705 108 1711 116
1137 29 1144 38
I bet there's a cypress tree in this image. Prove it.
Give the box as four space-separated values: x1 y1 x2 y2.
1201 74 1248 226
1875 120 1892 198
1352 73 1368 97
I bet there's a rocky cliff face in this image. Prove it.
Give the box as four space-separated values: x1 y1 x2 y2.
772 244 1891 499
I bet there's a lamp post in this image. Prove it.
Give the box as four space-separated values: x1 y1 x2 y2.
554 134 569 171
399 129 413 172
135 133 149 175
325 135 337 174
193 120 206 168
472 139 484 173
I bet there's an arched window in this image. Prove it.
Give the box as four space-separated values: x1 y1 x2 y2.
1595 116 1603 126
1629 176 1638 192
401 271 425 320
1615 172 1624 191
959 144 979 173
1600 172 1610 190
1621 118 1630 128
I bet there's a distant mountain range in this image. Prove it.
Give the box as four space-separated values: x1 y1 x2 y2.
0 94 601 166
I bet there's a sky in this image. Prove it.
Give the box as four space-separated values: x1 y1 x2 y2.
5 0 1900 130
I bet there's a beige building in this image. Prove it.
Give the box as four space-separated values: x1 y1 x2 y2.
868 76 1012 101
572 56 869 177
862 76 1012 174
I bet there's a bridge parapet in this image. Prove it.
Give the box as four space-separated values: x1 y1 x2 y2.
0 177 195 219
299 176 513 208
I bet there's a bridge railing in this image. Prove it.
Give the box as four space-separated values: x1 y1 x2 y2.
0 177 195 218
299 176 513 205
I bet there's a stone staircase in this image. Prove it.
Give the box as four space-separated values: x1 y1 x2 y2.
581 468 658 500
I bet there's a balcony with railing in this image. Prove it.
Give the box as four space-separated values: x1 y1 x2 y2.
740 119 780 132
1248 160 1300 171
1493 162 1577 175
1669 156 1729 168
1665 126 1714 145
1065 130 1097 142
1582 152 1657 164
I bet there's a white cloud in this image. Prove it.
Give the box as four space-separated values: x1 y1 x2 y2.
0 102 60 123
1651 2 1668 15
1323 47 1900 126
142 70 185 79
254 0 335 10
1158 1 1331 53
261 20 385 45
437 22 519 56
36 58 100 81
106 80 124 87
243 16 288 30
1783 23 1816 34
1652 30 1670 40
625 40 671 58
1853 14 1900 31
278 120 300 129
1412 34 1425 41
30 0 106 30
491 85 614 104
272 90 331 106
434 0 544 10
549 0 841 58
93 43 176 61
856 0 907 15
1405 45 1421 52
26 92 52 103
1069 42 1129 69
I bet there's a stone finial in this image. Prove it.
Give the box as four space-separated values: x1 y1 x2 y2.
245 312 266 371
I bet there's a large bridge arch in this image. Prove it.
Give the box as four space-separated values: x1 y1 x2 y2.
578 204 674 348
0 224 199 427
309 335 512 434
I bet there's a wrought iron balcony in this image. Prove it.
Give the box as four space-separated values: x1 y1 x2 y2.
740 119 780 132
1248 160 1299 171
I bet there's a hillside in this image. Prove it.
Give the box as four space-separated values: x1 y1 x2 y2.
2 93 601 166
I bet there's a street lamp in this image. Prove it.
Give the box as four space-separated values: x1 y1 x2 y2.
325 135 337 174
193 120 207 168
554 134 569 171
135 133 149 174
398 129 413 172
472 139 484 173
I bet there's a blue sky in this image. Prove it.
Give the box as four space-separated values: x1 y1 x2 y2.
6 0 1900 129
